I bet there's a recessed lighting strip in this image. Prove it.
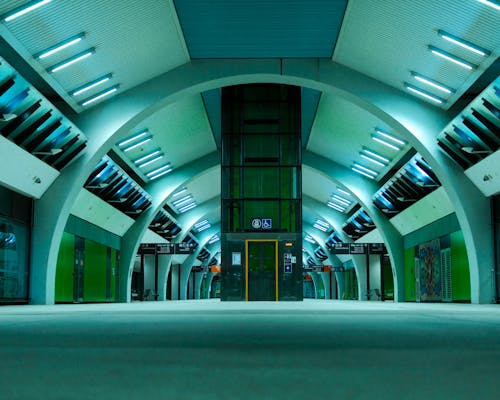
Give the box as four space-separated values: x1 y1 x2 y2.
352 167 376 179
80 85 119 106
428 45 477 70
138 155 163 168
133 149 160 164
178 202 197 213
353 163 378 176
332 194 351 206
70 74 113 96
437 30 490 57
194 220 209 229
374 129 406 146
360 153 386 166
173 195 193 207
146 164 172 177
411 72 454 94
361 149 390 163
404 83 445 104
327 202 346 212
478 0 500 10
35 33 85 59
49 48 95 73
123 138 152 153
313 223 328 232
149 168 172 180
315 220 330 229
337 187 351 196
371 135 401 151
3 0 52 22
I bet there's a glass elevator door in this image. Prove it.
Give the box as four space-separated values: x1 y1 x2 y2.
246 240 277 301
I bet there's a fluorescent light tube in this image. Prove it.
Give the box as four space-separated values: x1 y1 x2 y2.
81 85 118 106
313 223 328 232
404 83 445 104
3 0 52 22
362 149 390 163
178 203 197 213
194 220 209 229
172 187 187 197
49 48 95 73
122 137 152 153
332 194 351 206
360 153 386 166
374 129 405 146
146 164 171 177
36 33 85 59
197 224 211 232
118 131 148 147
315 220 330 228
208 236 220 244
327 202 346 212
411 72 454 94
138 155 163 168
478 0 500 10
304 236 316 244
352 167 376 179
337 187 351 196
353 163 378 176
173 195 193 206
70 74 112 96
428 46 477 70
371 135 401 151
133 150 160 164
148 168 172 180
438 30 490 56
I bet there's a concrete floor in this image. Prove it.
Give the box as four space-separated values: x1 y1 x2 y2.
1 300 500 400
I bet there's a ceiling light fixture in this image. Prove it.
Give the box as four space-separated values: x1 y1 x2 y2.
360 153 387 166
304 235 316 244
133 150 160 164
138 155 163 168
478 0 500 10
374 129 406 146
178 202 197 213
411 72 454 94
35 33 85 59
353 163 378 176
81 85 119 107
208 235 220 244
327 202 346 212
315 220 330 229
49 48 95 73
194 220 209 229
428 45 477 70
146 164 172 178
332 194 351 206
3 0 52 22
32 148 62 155
118 131 149 147
173 195 193 207
172 187 188 197
148 168 173 180
438 30 490 56
337 187 351 196
404 83 445 104
313 223 328 232
371 135 401 150
352 167 376 179
122 137 152 153
70 74 112 96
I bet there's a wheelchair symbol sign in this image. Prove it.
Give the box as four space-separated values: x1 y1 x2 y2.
262 218 272 229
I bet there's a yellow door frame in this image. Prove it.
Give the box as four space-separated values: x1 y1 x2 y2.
245 239 279 301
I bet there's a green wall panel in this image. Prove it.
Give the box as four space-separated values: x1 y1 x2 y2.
83 239 107 302
404 247 416 301
110 249 119 301
451 230 471 301
55 232 75 302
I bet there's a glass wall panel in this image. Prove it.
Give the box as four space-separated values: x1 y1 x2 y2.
0 216 29 302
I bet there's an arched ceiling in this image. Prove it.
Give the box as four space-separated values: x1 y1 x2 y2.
0 0 498 270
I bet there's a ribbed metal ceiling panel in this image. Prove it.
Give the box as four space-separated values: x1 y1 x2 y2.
174 0 348 58
333 0 499 109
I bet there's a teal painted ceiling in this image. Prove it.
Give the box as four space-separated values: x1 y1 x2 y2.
173 0 348 58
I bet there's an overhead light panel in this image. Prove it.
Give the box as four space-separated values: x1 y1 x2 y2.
374 129 406 146
360 153 387 167
35 33 85 60
80 85 119 107
352 167 376 179
178 202 197 213
332 194 351 206
428 45 477 70
146 164 172 179
411 72 454 94
353 163 378 176
138 155 163 168
194 220 210 229
172 187 188 197
327 202 346 212
118 131 149 147
313 223 328 232
304 235 316 244
133 149 160 164
438 30 490 56
337 187 351 196
208 235 220 245
478 0 500 10
3 0 52 22
173 195 193 207
371 135 401 150
70 74 112 96
49 48 95 73
404 83 445 104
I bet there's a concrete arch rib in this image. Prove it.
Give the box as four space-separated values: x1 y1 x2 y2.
303 153 404 301
120 154 219 302
31 58 490 304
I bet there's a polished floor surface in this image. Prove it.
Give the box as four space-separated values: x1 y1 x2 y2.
1 300 500 400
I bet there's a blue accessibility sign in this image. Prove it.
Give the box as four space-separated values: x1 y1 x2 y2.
262 218 272 229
